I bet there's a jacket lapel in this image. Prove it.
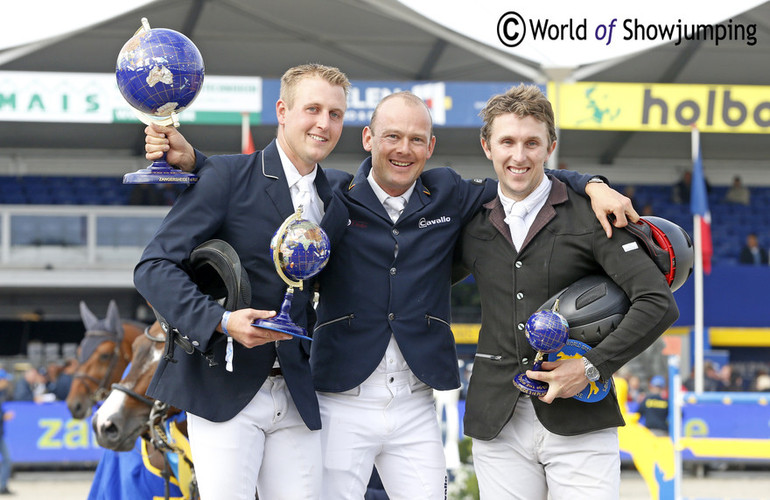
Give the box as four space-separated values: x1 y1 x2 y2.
261 140 295 218
484 175 569 251
346 158 392 223
400 176 430 221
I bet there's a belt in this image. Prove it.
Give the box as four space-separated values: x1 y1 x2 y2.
269 367 282 377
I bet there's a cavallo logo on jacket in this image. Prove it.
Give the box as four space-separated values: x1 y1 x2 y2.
418 216 451 229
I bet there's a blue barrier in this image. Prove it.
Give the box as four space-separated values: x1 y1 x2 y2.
4 401 104 464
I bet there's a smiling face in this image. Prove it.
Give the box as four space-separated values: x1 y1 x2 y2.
481 113 556 201
276 76 347 174
363 94 436 197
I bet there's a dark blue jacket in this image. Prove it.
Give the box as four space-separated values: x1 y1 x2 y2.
135 140 348 426
311 158 593 392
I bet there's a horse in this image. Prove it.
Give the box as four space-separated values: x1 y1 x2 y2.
92 324 198 500
65 300 149 419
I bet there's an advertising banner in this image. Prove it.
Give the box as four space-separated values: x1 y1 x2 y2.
550 81 770 134
0 71 261 125
4 401 104 464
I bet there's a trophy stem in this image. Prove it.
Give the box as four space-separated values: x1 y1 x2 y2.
250 287 313 341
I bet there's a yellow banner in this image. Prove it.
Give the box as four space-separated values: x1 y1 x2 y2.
549 82 770 133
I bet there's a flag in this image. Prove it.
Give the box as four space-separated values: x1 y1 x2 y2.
690 128 712 274
241 112 256 154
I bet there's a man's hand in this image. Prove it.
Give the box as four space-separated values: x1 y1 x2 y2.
585 182 639 238
524 358 589 404
145 123 197 172
221 308 292 348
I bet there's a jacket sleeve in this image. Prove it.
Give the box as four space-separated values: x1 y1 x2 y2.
546 168 606 197
133 156 234 352
584 222 679 380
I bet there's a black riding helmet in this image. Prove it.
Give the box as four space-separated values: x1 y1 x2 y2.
189 239 251 311
537 216 693 344
540 275 630 346
625 216 694 292
150 239 251 360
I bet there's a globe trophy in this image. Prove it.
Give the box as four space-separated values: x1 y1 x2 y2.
116 18 205 184
251 207 331 341
512 301 569 397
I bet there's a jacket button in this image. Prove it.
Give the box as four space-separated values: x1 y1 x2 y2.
390 267 396 275
516 292 524 300
515 261 523 268
522 357 529 364
388 313 395 320
392 228 399 236
517 323 524 331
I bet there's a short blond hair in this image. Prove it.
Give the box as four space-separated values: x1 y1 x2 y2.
280 63 350 108
479 84 556 144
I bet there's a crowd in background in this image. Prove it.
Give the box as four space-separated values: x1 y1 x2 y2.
0 359 77 404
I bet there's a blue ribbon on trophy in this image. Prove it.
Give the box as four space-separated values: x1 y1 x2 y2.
116 18 205 184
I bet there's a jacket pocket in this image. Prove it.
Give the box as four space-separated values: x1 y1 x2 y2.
315 314 355 331
425 314 451 328
474 352 502 361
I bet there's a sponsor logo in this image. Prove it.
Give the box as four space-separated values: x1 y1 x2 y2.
418 216 451 229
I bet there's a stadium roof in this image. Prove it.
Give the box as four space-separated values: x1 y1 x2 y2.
3 0 770 174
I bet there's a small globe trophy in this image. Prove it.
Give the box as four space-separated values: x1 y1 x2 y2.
116 18 205 184
251 207 331 341
513 301 569 397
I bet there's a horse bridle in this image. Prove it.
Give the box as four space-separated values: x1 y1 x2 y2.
110 326 168 411
110 326 198 500
73 331 123 404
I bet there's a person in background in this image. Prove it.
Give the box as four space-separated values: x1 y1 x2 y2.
0 371 13 495
739 233 768 265
672 170 710 204
638 375 669 435
724 175 750 205
13 367 54 403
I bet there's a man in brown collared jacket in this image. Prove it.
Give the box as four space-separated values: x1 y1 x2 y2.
455 84 679 499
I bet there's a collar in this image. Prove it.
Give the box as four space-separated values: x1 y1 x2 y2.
366 168 416 206
276 140 317 189
497 175 551 217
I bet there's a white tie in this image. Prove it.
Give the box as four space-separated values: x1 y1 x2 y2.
505 202 528 251
383 196 406 223
295 176 322 224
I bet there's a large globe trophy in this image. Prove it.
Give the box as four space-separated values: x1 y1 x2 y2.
116 18 205 184
513 301 569 397
251 207 331 341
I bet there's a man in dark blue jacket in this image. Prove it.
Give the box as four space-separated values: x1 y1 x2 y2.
134 64 351 500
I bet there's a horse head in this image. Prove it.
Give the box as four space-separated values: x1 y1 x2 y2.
92 321 168 451
66 300 141 419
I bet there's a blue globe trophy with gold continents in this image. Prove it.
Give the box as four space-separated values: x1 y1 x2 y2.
251 207 331 341
116 18 204 184
513 301 569 396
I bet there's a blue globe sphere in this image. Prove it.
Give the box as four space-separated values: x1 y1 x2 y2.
525 309 569 353
116 28 204 120
271 219 331 282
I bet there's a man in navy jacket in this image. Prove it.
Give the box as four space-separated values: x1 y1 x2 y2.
134 64 350 500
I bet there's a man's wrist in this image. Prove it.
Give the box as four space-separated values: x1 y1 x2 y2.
221 311 232 337
587 176 606 185
583 357 600 382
